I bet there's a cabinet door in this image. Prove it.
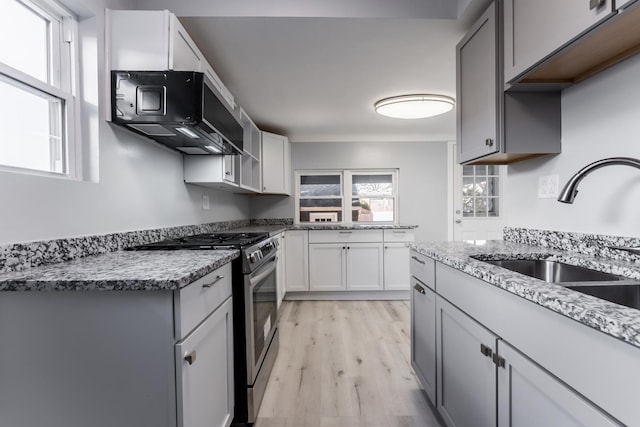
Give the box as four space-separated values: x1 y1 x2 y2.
261 132 290 195
504 0 615 83
411 279 437 405
497 341 621 427
309 243 346 291
437 296 497 427
346 243 384 291
170 15 203 72
285 230 309 291
456 2 500 164
108 10 171 70
175 297 234 427
384 243 410 291
275 233 286 309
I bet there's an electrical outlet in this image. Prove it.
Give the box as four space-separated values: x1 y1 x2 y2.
538 175 559 198
202 195 210 210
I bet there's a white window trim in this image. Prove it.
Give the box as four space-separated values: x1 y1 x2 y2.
0 0 80 180
295 169 400 226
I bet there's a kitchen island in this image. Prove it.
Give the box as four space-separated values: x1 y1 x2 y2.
410 236 640 427
0 249 239 427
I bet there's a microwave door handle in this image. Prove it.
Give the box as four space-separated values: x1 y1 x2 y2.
249 256 278 288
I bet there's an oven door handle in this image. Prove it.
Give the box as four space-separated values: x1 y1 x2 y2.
249 256 278 288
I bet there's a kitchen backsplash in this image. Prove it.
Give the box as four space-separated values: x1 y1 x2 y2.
504 227 640 263
0 219 292 274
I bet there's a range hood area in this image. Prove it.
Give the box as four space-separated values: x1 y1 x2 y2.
110 71 243 155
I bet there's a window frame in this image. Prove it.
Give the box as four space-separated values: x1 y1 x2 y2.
295 169 399 225
0 0 80 179
461 165 504 218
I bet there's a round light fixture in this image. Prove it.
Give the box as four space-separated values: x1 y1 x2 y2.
374 94 455 119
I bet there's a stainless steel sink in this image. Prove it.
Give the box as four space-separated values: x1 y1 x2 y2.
473 257 640 310
475 258 625 283
565 283 640 310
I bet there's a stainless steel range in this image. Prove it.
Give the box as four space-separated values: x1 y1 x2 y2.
130 231 279 426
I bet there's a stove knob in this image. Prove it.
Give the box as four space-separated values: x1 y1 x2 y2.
250 250 263 263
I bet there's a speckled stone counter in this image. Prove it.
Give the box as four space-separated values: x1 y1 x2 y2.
290 224 418 230
409 240 640 348
0 249 239 292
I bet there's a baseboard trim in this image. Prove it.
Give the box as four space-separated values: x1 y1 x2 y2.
284 290 409 301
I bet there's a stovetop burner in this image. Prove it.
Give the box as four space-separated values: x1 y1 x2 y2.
128 232 269 250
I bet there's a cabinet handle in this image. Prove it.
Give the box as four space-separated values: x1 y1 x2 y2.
485 138 494 147
411 256 425 265
184 351 197 365
339 231 353 234
413 283 426 295
480 344 493 358
202 275 225 288
225 171 232 175
492 353 506 368
347 246 350 250
589 0 605 9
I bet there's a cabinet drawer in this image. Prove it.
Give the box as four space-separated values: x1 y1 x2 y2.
383 229 415 242
410 251 435 291
175 263 232 339
308 229 383 243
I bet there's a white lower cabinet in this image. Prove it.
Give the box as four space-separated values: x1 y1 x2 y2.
309 242 383 291
497 341 620 427
345 243 384 290
384 243 410 290
275 232 286 309
176 297 234 427
309 243 347 291
436 296 497 427
284 230 309 292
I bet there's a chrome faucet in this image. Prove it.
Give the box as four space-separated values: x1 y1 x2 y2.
557 157 640 204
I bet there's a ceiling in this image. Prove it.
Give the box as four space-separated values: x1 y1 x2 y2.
132 0 489 143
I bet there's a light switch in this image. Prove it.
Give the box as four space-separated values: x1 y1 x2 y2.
202 195 210 210
538 175 559 198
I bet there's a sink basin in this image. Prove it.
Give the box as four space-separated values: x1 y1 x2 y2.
475 258 625 283
565 283 640 310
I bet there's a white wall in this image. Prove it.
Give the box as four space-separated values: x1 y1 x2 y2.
505 54 640 237
0 0 249 244
250 141 449 242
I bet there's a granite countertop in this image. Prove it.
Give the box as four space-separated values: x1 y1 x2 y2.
289 224 418 230
410 240 640 348
230 224 417 234
0 249 239 292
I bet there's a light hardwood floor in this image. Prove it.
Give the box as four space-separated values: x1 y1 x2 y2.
255 300 443 427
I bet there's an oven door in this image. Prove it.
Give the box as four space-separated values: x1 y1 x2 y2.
244 253 278 385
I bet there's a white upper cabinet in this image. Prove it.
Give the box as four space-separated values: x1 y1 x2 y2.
107 9 235 109
261 131 291 195
238 109 262 193
503 0 615 84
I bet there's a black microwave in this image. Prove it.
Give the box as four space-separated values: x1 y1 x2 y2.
111 70 243 155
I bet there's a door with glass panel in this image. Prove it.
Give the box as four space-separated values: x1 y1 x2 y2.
452 150 506 241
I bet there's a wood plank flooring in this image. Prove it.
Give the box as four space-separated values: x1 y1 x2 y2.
255 301 443 427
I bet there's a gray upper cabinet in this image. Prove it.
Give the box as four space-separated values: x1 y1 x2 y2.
456 2 500 164
456 1 562 165
503 0 615 84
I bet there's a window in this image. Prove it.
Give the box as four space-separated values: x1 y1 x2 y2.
0 0 77 176
296 170 398 224
462 165 500 217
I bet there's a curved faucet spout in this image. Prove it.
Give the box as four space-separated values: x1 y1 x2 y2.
557 157 640 204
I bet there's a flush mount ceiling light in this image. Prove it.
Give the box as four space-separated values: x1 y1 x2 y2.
374 94 455 119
